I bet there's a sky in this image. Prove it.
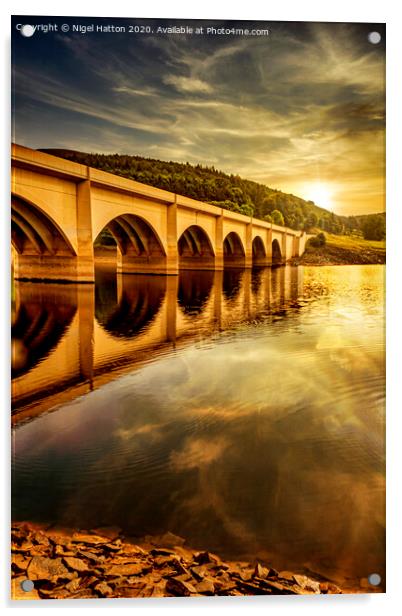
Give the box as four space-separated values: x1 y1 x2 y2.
11 17 385 215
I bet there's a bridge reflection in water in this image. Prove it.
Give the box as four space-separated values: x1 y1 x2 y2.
11 266 303 424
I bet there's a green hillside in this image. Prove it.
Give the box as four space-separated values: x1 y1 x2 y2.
40 149 385 238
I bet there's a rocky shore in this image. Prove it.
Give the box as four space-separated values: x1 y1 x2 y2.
11 522 343 600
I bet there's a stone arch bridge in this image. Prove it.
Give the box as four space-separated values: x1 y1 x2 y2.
11 144 307 282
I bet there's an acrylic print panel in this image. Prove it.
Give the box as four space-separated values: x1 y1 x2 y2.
11 16 385 599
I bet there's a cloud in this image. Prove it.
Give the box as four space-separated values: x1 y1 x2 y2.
163 75 212 93
112 86 157 97
12 20 385 215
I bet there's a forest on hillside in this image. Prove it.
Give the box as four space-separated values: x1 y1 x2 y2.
41 149 385 240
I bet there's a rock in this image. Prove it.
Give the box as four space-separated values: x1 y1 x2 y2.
150 581 167 597
69 589 96 599
190 565 206 581
12 521 30 530
93 526 121 541
327 582 342 594
13 540 34 553
47 533 73 547
77 550 105 563
27 556 71 582
39 586 72 600
278 570 296 582
156 532 185 548
236 581 272 595
194 551 220 565
166 577 197 596
260 578 300 594
154 555 174 567
33 531 50 546
173 572 194 583
104 563 149 577
94 581 114 597
71 532 108 545
10 523 347 598
30 545 52 557
102 542 122 552
253 563 269 579
12 553 31 571
38 578 87 598
82 575 102 588
169 557 188 574
121 544 147 555
150 547 176 557
63 557 89 572
114 585 145 598
65 578 81 593
196 579 215 594
235 567 254 582
107 555 147 566
54 545 67 556
293 574 321 593
136 585 154 598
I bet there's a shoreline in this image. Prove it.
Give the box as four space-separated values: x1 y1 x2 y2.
12 522 346 600
291 234 385 266
291 256 385 266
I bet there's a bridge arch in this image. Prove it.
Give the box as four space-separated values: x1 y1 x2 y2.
11 193 76 257
94 213 167 275
223 231 245 268
178 225 215 270
272 238 282 265
252 235 267 267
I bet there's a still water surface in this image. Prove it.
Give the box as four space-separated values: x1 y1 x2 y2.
12 265 385 588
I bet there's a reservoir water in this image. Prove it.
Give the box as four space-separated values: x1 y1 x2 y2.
11 265 385 590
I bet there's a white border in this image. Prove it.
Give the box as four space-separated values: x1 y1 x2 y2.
2 1 401 614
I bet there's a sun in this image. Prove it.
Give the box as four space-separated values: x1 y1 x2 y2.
303 183 334 210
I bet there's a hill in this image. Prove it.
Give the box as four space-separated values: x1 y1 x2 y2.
40 149 384 237
292 233 385 265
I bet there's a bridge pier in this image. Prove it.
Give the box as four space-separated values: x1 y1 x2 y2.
76 178 95 282
266 228 273 265
166 198 179 275
281 232 288 265
245 221 253 269
13 253 92 283
117 249 169 275
214 214 224 271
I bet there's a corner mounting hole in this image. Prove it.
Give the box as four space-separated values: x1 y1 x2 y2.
20 579 35 592
368 573 381 586
21 24 36 38
368 31 381 45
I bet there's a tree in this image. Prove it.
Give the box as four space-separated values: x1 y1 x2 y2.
309 232 326 247
263 213 272 223
239 203 254 216
43 148 353 235
305 211 318 230
271 209 285 226
361 215 386 241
